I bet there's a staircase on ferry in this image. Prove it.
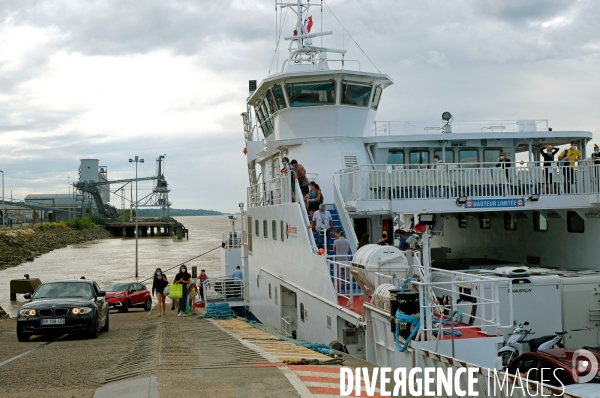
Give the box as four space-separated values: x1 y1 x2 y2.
307 204 362 299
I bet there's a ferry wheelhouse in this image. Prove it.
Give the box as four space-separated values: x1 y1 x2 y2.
225 0 600 389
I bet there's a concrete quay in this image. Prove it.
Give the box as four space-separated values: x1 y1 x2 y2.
0 306 402 398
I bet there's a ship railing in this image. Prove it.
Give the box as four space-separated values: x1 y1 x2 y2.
372 119 549 136
327 256 356 307
418 348 578 397
337 161 600 202
281 317 292 336
407 267 513 341
296 179 318 254
247 173 294 207
333 175 358 253
201 277 244 304
221 232 241 249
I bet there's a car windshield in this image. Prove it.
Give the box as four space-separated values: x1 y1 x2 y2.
104 283 130 292
33 282 94 298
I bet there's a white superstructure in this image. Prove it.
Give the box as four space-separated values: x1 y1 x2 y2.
222 1 599 394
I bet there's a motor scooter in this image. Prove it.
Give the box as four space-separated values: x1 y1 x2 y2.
499 322 567 366
498 321 533 366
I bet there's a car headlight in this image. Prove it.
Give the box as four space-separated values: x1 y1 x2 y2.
114 294 123 298
19 309 36 317
72 307 92 315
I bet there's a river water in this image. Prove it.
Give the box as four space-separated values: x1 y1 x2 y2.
0 216 232 317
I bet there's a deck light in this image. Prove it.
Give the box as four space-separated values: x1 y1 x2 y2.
418 213 435 226
456 196 467 206
528 194 540 202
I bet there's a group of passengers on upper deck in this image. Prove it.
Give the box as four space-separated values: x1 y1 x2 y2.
364 141 600 199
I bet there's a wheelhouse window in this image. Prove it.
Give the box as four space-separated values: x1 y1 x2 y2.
272 220 277 240
567 211 584 233
434 150 454 163
265 90 278 114
285 81 335 107
371 85 382 110
255 220 259 237
387 150 404 165
459 149 479 168
255 101 274 137
272 85 287 110
280 220 284 241
533 212 548 232
341 81 372 107
409 150 430 169
263 220 268 238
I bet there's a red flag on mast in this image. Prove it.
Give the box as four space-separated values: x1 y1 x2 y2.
303 16 313 34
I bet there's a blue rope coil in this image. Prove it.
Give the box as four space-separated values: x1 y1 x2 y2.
196 302 235 319
394 278 463 352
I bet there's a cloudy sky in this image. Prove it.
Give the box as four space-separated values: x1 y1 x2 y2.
2 0 600 212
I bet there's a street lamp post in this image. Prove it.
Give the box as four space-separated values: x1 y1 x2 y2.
129 156 144 278
0 170 4 227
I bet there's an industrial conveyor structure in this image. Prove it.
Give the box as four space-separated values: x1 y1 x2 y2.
73 155 171 220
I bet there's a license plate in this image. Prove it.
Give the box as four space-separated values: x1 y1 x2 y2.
40 318 65 325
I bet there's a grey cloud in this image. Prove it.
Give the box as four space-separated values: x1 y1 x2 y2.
474 0 573 23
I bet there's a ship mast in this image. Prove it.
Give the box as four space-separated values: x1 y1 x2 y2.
276 0 346 69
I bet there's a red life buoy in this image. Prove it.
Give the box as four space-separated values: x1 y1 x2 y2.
414 224 426 233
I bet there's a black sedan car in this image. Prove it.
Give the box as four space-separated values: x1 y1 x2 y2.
16 279 109 342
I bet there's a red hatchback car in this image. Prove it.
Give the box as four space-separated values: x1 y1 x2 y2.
104 282 152 313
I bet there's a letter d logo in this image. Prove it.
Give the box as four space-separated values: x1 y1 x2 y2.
572 349 599 384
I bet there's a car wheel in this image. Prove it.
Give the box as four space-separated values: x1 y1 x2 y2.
118 299 130 313
88 317 99 339
144 298 152 312
100 311 109 333
16 328 30 342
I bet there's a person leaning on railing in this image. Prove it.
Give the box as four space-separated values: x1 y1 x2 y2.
592 144 600 187
305 181 323 218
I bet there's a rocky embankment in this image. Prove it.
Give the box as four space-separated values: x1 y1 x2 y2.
0 226 112 271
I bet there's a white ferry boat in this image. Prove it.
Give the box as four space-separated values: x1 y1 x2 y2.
219 1 600 395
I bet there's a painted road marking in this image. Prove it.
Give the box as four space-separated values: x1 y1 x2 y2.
0 335 65 368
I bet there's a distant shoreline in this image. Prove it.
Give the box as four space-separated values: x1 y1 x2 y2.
136 209 223 217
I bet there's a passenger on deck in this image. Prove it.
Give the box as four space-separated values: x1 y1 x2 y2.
593 144 600 165
495 151 512 180
309 203 334 251
305 181 323 218
232 266 243 280
357 233 370 250
559 142 581 194
290 159 310 196
281 157 295 201
395 229 410 251
197 269 209 303
432 155 443 169
592 144 600 184
377 231 392 245
540 145 559 194
333 230 351 261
